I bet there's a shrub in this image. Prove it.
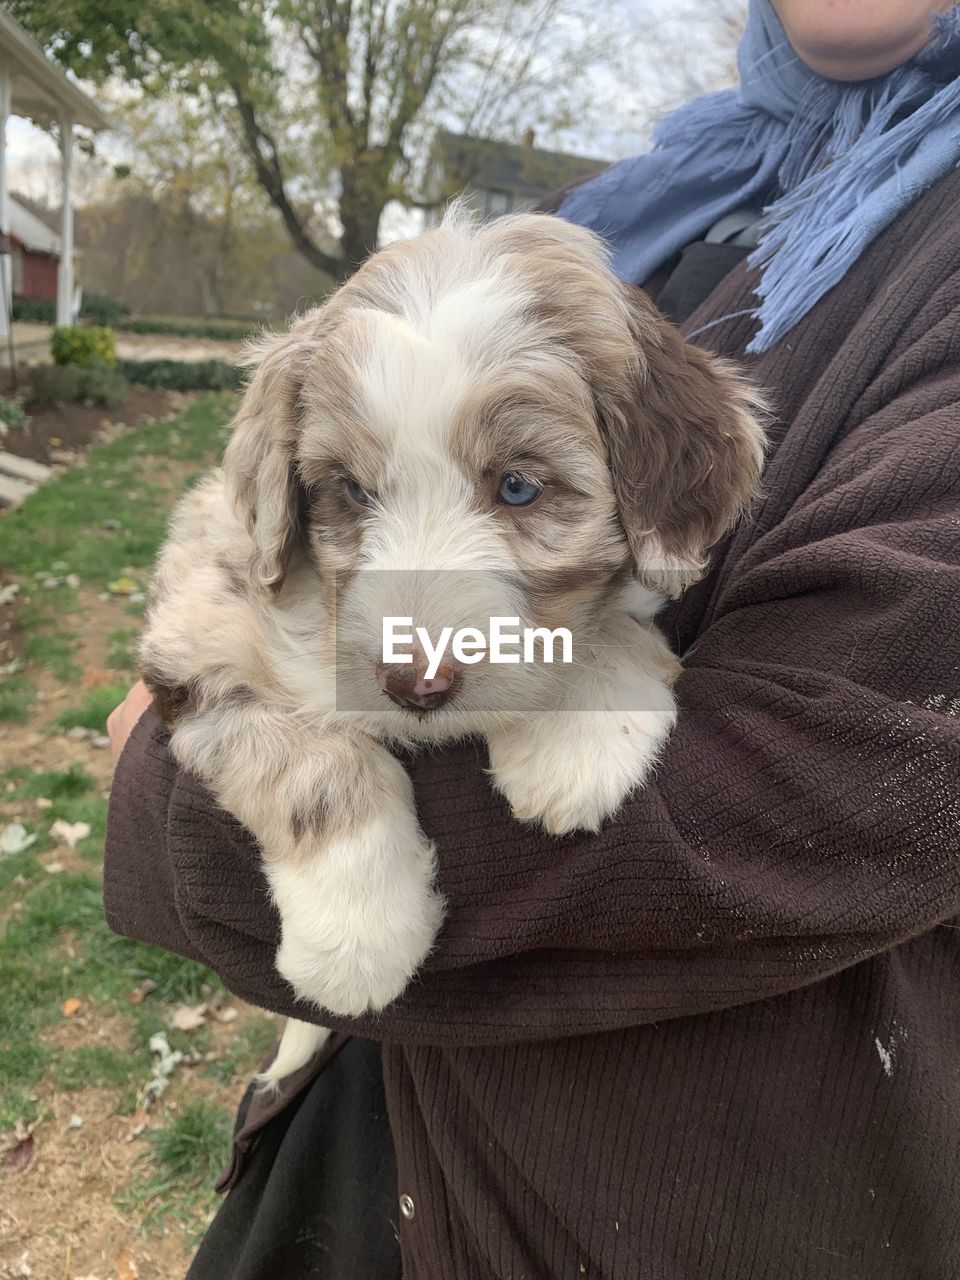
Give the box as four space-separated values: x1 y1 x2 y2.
12 297 55 323
0 395 28 432
52 325 116 368
77 362 128 408
25 364 82 409
117 358 245 391
25 362 128 411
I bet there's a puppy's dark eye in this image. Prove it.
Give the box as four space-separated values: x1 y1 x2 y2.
344 477 375 509
497 473 542 508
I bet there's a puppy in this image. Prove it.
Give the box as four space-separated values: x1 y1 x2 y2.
140 207 766 1084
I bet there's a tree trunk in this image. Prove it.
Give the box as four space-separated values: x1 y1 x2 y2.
338 156 388 272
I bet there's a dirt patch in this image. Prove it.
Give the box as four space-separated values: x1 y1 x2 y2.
0 1086 205 1280
0 376 181 468
0 586 143 774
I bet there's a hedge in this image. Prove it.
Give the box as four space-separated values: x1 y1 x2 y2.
13 294 130 326
117 358 246 391
115 317 260 341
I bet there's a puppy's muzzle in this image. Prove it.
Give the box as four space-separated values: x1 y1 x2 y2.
376 662 460 712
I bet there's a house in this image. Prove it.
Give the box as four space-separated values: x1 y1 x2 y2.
0 7 110 334
10 193 60 303
428 129 608 221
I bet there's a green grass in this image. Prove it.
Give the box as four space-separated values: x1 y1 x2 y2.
107 627 138 671
121 1100 233 1234
206 1016 278 1083
0 868 223 1100
3 763 96 801
0 394 234 588
15 592 81 681
0 672 35 723
0 393 233 699
52 1044 133 1090
0 1082 41 1130
0 395 245 1233
54 684 130 733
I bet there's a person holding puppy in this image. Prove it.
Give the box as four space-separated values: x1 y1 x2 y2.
106 1 960 1277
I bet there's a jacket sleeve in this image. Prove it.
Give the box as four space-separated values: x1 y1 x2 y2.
104 375 960 1047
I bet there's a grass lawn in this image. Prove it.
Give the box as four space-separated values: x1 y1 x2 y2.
0 394 280 1279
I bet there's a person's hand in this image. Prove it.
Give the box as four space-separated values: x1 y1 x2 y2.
107 679 154 767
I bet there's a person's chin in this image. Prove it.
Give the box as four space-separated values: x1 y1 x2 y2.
772 1 938 82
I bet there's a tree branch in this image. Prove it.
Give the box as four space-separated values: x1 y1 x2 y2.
230 81 347 279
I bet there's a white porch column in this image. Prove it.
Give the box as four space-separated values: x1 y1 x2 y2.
0 60 11 340
56 112 74 326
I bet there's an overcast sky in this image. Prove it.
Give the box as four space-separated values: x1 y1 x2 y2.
9 1 744 208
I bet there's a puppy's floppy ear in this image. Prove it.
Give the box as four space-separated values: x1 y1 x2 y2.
596 289 768 596
223 313 320 591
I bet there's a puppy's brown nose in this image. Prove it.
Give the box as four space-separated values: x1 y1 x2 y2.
376 663 459 711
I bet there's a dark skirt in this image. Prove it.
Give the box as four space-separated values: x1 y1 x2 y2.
187 1037 402 1280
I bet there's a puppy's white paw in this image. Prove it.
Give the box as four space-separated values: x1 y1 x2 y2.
489 709 675 836
269 823 444 1017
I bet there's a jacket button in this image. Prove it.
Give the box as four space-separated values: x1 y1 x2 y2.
399 1193 416 1221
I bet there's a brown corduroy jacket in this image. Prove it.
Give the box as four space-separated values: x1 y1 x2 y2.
105 169 960 1279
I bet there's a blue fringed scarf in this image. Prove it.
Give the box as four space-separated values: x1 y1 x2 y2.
557 1 960 352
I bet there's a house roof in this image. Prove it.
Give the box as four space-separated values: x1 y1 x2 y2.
435 130 607 202
10 195 60 256
0 7 111 131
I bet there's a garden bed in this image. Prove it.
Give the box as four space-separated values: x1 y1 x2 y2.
2 386 180 469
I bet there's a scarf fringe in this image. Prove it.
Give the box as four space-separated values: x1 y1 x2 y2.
557 1 960 354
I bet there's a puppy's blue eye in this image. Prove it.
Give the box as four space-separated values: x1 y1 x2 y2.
497 473 542 507
345 477 374 507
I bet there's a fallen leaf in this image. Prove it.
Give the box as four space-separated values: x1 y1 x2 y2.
125 1109 149 1142
44 861 65 875
35 797 53 810
171 1003 207 1031
62 997 82 1017
91 735 112 750
107 576 138 596
66 1114 84 1130
214 1005 239 1024
115 1250 138 1280
64 726 92 741
50 819 92 849
9 1250 31 1276
127 979 157 1005
0 824 36 856
2 1132 35 1174
0 582 19 606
